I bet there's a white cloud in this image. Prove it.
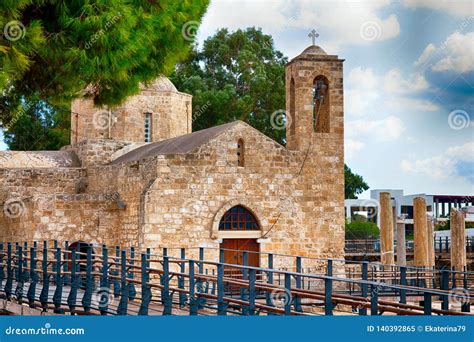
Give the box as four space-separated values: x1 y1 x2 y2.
401 142 474 180
345 139 366 159
346 67 379 117
415 43 436 66
433 32 474 73
347 115 405 142
415 32 474 73
447 142 474 162
402 0 474 18
383 69 429 94
348 67 378 89
345 67 438 118
198 0 400 54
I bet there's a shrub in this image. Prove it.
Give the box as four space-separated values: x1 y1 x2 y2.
345 220 380 240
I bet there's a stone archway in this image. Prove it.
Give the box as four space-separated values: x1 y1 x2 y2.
210 199 268 239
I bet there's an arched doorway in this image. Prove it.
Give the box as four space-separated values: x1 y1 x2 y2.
218 205 260 267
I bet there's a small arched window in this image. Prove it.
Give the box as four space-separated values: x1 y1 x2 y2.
144 112 152 142
237 139 244 166
219 205 259 230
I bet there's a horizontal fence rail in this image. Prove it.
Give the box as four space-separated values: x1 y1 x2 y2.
0 241 472 316
345 237 474 254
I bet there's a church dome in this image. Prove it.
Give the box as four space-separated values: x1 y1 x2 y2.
299 45 327 56
141 76 178 92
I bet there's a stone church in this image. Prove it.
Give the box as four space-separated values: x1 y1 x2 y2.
0 44 345 267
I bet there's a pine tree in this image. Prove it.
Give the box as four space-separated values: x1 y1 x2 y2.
0 0 209 127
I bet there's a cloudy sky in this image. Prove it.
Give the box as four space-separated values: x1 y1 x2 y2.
197 0 474 197
1 0 472 197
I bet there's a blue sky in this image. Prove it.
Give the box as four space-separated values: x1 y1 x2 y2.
1 0 472 197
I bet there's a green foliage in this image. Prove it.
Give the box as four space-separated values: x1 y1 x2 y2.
435 219 474 231
345 164 369 199
345 220 380 240
170 27 288 143
3 100 69 150
0 0 209 126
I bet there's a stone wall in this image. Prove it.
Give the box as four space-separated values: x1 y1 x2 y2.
134 122 344 268
2 194 122 245
62 139 131 167
0 168 86 242
71 90 191 145
0 151 80 168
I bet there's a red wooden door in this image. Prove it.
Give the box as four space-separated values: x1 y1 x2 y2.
220 239 260 267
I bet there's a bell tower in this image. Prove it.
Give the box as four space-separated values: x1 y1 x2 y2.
285 33 344 151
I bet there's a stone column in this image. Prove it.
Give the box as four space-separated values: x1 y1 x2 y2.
413 197 429 267
379 192 394 265
396 220 406 266
427 216 435 267
451 208 466 272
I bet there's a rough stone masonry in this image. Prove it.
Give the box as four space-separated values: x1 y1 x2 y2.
0 44 345 269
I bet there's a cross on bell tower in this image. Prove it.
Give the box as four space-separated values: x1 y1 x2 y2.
308 29 319 45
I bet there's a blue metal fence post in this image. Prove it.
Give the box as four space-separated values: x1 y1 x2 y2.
441 270 449 310
99 245 109 315
162 255 172 315
63 241 69 285
217 263 226 315
159 248 167 305
196 247 205 308
371 285 378 315
219 248 225 263
39 242 49 311
188 260 198 315
138 253 151 315
22 242 29 282
423 291 432 315
52 247 64 313
249 268 256 316
241 251 249 315
360 262 368 315
117 250 129 315
5 243 13 300
128 247 136 301
445 236 449 253
266 253 274 311
462 267 470 313
284 273 292 315
324 259 333 315
27 246 38 307
113 246 121 298
51 241 57 281
67 249 78 314
14 246 24 304
81 246 93 313
294 256 302 312
179 248 186 308
399 266 407 304
14 243 19 281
